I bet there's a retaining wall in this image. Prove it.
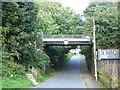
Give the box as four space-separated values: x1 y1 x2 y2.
97 60 120 78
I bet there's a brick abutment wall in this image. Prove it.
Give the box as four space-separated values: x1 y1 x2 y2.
87 58 120 88
97 60 120 88
98 60 120 78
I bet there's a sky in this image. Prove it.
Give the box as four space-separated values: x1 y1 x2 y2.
58 0 90 15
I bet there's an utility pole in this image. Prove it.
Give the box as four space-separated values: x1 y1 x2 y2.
93 18 98 81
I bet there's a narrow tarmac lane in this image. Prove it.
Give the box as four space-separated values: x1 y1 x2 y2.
34 54 100 88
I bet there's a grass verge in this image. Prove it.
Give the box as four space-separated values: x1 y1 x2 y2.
1 75 33 88
35 69 54 83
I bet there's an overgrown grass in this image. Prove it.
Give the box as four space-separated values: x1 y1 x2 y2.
1 60 34 88
1 75 33 88
98 68 120 88
35 69 54 83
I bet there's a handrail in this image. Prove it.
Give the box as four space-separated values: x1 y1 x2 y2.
43 34 91 39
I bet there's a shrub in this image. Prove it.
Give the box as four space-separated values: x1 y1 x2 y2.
98 68 119 88
34 68 54 83
44 46 69 69
2 60 25 77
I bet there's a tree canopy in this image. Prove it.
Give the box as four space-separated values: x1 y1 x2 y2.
2 2 50 69
36 2 84 34
83 2 119 49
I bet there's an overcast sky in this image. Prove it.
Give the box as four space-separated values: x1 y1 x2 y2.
58 0 90 15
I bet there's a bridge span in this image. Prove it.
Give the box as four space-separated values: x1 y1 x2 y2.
42 34 92 46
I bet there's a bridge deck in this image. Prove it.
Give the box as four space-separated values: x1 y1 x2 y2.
42 34 92 46
43 38 92 46
43 38 90 41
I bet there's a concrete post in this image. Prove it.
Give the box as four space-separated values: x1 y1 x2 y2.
93 18 98 81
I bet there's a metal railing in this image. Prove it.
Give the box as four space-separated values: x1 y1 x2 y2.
43 34 91 39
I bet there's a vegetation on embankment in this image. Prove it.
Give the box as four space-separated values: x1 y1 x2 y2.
2 2 50 88
1 60 34 88
82 2 120 88
44 46 70 69
35 69 54 83
1 2 83 88
83 2 119 49
97 68 120 88
1 76 33 88
80 46 93 71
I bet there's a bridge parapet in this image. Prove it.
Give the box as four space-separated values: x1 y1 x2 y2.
42 34 92 46
43 34 91 39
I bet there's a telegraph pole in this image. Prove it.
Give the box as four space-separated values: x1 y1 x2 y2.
93 18 98 81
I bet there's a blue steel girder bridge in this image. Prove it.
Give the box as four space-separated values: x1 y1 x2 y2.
42 34 92 46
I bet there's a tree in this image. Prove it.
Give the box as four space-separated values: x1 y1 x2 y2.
83 2 119 48
2 2 50 68
36 2 84 34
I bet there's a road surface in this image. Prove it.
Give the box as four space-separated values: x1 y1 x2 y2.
34 54 100 88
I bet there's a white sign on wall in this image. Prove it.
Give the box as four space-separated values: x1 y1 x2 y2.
98 49 120 60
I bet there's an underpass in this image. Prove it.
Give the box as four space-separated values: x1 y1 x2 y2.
34 54 100 88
